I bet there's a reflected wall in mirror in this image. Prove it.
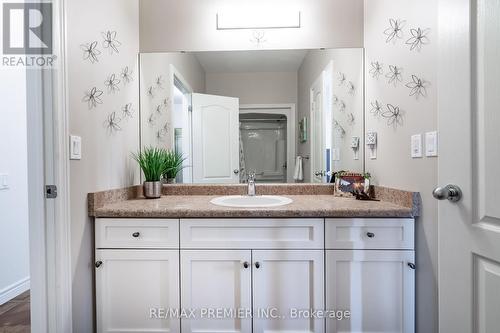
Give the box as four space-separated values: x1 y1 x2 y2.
139 49 364 184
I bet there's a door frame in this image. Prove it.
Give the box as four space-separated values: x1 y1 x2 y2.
26 0 73 331
239 104 296 183
310 73 326 183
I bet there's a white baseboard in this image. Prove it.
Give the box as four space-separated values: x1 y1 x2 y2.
0 277 30 305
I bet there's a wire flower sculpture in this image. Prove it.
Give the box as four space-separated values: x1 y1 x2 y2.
162 97 170 111
161 122 171 136
332 95 339 106
347 81 355 95
369 61 384 79
147 86 155 99
155 105 163 114
347 113 355 126
104 74 120 94
406 28 430 51
104 111 122 134
82 87 103 109
155 75 164 89
147 113 156 127
382 104 404 128
121 66 133 84
386 65 403 86
384 18 406 43
338 72 347 86
333 120 346 138
370 100 384 117
250 30 267 46
338 100 346 113
406 75 429 99
122 103 134 119
101 31 121 54
156 129 166 143
81 41 100 64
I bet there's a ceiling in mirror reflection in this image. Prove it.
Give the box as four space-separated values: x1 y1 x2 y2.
193 50 309 73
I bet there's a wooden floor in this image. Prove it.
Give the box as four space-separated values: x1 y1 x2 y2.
0 291 30 333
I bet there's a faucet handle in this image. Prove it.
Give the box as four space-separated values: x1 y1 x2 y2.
247 170 256 181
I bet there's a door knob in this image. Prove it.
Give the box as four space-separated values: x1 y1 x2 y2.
433 184 462 202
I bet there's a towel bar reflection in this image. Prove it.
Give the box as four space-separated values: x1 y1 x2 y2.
297 155 310 160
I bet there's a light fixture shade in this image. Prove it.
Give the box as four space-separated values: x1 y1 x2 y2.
216 9 301 30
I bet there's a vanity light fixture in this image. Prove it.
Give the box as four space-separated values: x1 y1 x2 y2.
216 9 301 30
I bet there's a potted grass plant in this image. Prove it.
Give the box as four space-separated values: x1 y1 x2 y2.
163 150 186 184
132 147 168 199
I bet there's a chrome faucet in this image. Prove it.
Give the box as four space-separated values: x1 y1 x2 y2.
247 171 256 196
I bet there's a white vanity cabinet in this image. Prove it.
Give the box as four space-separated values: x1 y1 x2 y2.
325 218 416 333
95 219 180 333
94 217 415 333
180 218 325 333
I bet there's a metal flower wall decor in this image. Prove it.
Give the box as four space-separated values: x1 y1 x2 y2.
384 18 406 43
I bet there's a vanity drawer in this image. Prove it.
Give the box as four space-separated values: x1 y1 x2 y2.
325 218 414 250
180 218 324 249
96 219 179 249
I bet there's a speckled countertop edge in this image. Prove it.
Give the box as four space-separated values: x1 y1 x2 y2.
88 184 421 218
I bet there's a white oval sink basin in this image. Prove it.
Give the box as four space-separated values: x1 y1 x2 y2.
210 195 293 208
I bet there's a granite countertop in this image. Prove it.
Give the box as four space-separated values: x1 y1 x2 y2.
91 194 415 219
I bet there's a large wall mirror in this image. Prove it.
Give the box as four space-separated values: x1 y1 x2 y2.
139 48 364 184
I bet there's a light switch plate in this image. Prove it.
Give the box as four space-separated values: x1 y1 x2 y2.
411 134 423 158
0 173 9 190
425 131 438 157
70 135 82 160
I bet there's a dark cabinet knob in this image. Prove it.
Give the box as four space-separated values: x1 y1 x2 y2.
132 232 140 238
255 262 261 269
95 261 103 268
243 261 249 269
408 262 416 270
366 232 375 238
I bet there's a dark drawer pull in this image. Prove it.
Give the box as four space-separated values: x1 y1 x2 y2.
366 232 375 238
243 261 249 269
132 232 140 238
408 262 416 270
95 261 103 268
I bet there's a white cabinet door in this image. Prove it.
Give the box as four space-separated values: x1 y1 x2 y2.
252 250 325 333
95 250 180 333
192 93 240 183
326 250 415 333
181 250 252 333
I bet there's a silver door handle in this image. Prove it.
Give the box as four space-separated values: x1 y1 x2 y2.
433 185 462 202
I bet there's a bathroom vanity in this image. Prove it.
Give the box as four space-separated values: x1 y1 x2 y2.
89 185 419 333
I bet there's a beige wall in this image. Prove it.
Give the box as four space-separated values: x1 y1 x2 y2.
297 49 364 181
67 0 140 331
205 72 297 105
140 0 364 52
364 0 438 332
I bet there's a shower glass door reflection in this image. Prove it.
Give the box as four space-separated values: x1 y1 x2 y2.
239 114 287 183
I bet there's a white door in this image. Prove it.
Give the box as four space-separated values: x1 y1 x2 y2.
95 250 180 333
326 250 415 333
310 75 325 183
192 93 240 183
181 250 252 333
252 250 324 333
438 0 500 332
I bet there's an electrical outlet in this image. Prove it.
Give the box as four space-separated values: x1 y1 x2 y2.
366 131 377 159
